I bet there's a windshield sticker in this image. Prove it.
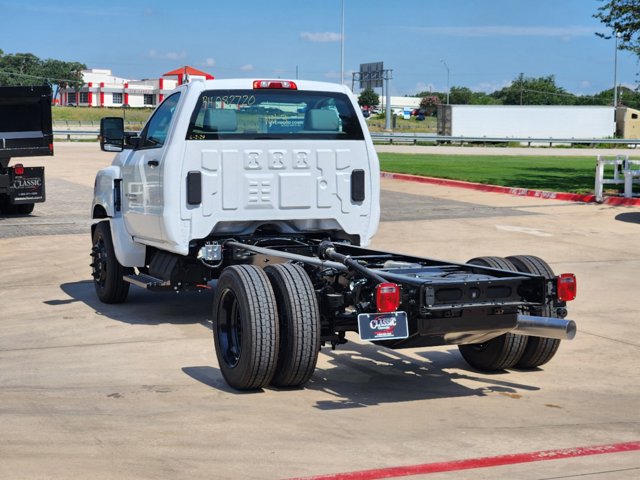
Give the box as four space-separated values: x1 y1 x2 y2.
202 95 256 109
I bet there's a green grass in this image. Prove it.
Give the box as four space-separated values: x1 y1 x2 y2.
367 116 436 133
379 153 639 194
52 106 153 123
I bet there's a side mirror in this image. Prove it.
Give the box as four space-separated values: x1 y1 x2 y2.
100 117 124 152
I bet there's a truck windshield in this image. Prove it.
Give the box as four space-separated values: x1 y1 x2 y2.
186 89 364 140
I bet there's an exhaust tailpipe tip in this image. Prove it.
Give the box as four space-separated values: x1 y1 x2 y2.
514 314 577 341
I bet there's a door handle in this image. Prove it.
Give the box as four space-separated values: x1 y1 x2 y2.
147 160 159 167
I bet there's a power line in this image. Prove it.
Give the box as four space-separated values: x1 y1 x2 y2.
0 68 82 84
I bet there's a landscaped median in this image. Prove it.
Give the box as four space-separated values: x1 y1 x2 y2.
378 153 640 205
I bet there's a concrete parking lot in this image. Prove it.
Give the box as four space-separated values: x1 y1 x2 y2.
0 143 638 479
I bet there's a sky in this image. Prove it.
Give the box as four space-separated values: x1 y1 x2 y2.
1 0 638 97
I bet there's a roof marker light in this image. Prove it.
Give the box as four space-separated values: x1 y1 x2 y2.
253 80 297 90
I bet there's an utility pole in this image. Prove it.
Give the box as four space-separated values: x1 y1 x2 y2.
340 0 345 85
441 60 450 104
384 69 393 131
613 31 620 107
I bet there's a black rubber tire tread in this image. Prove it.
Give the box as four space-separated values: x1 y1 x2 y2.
505 255 561 369
458 256 527 371
0 195 34 215
467 256 516 270
212 265 279 390
265 263 320 388
91 221 131 304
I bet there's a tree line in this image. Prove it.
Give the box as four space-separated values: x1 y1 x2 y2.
415 73 640 110
0 49 86 102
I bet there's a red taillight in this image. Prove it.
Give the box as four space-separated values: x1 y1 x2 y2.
376 282 401 313
557 273 577 302
14 164 24 175
49 143 54 154
253 80 297 90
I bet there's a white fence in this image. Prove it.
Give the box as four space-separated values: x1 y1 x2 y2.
595 155 640 202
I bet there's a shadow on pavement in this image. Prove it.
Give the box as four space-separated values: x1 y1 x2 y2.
55 280 213 327
615 212 640 224
55 281 540 406
306 341 539 409
181 366 263 394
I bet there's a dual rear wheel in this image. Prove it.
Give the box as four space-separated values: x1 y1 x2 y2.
212 263 320 391
458 255 562 372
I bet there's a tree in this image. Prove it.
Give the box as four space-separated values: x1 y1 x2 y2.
419 95 441 116
41 59 86 101
0 52 43 86
491 74 575 105
415 90 446 104
358 87 379 108
594 0 640 55
0 52 86 102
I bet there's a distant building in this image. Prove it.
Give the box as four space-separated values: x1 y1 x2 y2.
616 107 640 139
59 66 214 108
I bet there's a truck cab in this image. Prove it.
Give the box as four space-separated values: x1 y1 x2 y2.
93 79 380 266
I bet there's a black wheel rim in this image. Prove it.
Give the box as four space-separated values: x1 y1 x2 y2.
217 289 242 368
91 237 108 288
469 343 488 352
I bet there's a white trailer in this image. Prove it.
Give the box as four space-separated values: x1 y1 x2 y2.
438 105 615 139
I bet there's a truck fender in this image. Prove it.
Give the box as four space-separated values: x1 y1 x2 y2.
91 217 146 268
92 166 121 218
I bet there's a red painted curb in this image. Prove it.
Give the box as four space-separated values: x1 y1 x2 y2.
381 172 640 206
289 441 640 480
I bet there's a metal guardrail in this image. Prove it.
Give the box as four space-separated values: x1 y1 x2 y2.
370 132 640 146
52 129 640 147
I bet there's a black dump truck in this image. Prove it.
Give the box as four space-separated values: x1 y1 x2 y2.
0 85 53 214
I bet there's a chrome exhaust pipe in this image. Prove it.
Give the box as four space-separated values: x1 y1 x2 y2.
514 314 577 340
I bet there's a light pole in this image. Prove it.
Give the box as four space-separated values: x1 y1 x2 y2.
613 31 620 107
441 59 450 104
340 0 345 85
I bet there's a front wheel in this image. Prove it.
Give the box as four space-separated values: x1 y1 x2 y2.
90 221 131 304
212 265 279 390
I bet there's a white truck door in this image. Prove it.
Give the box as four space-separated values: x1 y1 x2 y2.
121 92 181 242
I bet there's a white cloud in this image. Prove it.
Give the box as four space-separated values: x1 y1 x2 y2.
300 31 342 43
240 64 254 72
3 2 119 16
412 25 593 38
414 82 437 94
471 80 511 93
149 49 187 60
203 58 216 67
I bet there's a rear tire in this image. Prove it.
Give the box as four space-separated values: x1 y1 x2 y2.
265 263 320 388
506 255 561 369
458 256 527 371
90 221 131 304
212 265 279 390
0 195 34 215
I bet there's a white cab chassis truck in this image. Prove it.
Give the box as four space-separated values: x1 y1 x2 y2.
92 79 577 390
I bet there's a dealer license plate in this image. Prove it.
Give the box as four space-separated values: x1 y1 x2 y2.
10 167 45 204
358 311 409 342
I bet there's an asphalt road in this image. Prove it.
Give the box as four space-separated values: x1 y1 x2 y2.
0 143 638 479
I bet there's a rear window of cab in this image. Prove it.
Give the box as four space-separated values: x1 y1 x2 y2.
186 89 364 140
